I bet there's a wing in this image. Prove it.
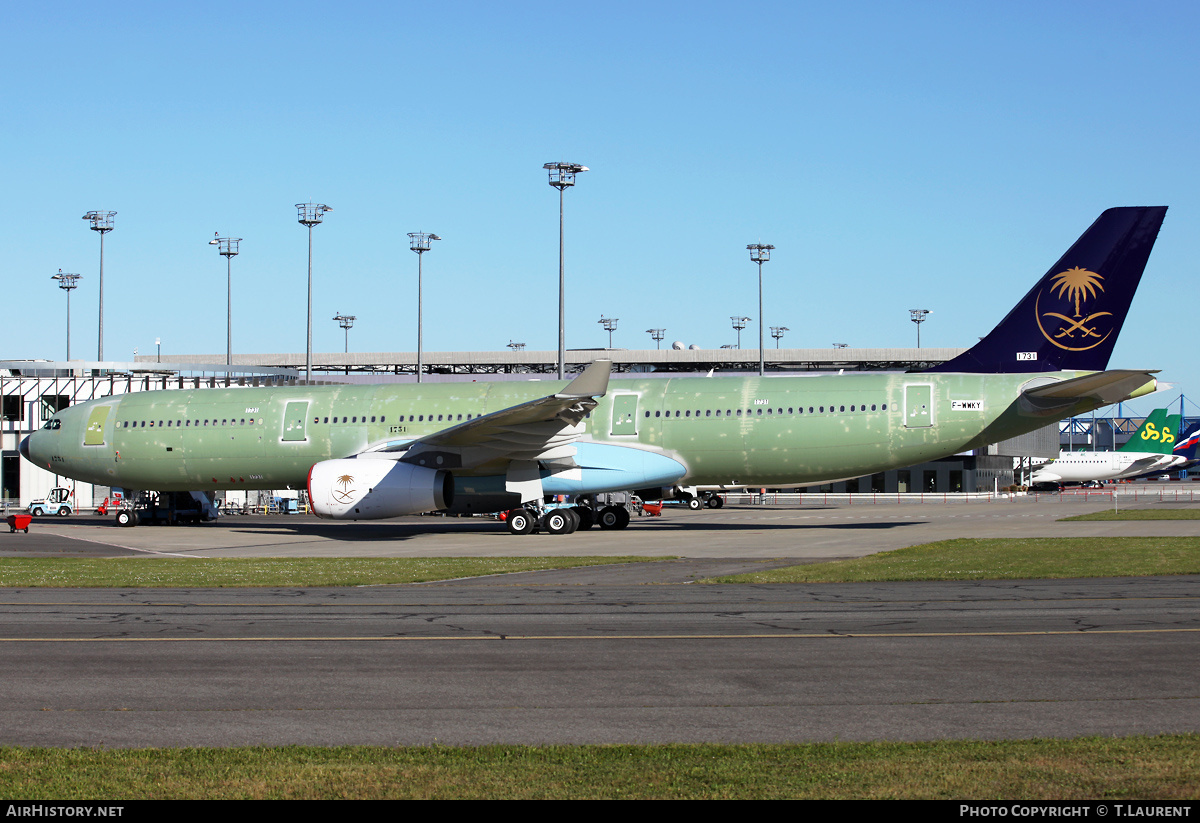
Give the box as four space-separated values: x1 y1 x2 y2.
364 360 612 477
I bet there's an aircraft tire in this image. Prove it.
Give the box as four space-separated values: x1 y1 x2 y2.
572 506 594 530
685 496 702 510
614 506 630 529
116 510 135 528
598 506 621 529
506 509 535 535
542 510 572 535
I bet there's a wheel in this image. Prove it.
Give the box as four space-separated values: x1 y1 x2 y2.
711 495 724 509
598 505 631 530
572 506 594 530
57 507 70 517
30 507 44 517
613 506 630 529
685 496 702 510
116 510 135 528
541 510 572 535
598 506 622 530
506 508 535 535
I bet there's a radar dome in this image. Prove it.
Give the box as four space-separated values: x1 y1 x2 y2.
671 341 685 350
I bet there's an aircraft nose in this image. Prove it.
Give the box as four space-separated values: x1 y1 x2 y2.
19 435 31 461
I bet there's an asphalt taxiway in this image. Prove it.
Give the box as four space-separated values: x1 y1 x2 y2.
1 498 1197 747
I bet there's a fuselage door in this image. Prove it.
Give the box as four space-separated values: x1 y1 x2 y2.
282 401 310 442
83 405 111 446
904 384 934 428
611 394 638 435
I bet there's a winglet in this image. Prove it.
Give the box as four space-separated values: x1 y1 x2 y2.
557 360 611 399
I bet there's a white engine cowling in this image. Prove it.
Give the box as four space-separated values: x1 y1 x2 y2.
308 458 451 520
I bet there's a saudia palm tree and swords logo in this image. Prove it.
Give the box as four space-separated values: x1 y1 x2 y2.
1034 266 1112 351
332 473 356 504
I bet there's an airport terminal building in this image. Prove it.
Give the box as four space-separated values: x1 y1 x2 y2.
0 346 1104 507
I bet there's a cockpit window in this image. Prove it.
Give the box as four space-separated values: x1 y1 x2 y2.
41 419 61 430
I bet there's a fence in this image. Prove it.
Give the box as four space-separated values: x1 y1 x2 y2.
720 487 1200 506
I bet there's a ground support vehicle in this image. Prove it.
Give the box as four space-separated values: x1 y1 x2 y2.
27 488 73 517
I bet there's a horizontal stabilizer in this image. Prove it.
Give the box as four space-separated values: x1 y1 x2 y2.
1021 370 1158 413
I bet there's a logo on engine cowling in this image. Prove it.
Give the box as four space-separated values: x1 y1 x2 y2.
332 474 356 504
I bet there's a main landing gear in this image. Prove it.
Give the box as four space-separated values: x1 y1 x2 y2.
505 504 629 536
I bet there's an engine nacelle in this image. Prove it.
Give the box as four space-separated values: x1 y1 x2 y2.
308 458 452 520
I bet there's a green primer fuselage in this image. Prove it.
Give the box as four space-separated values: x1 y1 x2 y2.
29 370 1093 494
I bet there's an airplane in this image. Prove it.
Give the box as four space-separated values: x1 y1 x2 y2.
1170 421 1200 472
21 206 1167 535
1029 409 1180 485
1120 419 1200 479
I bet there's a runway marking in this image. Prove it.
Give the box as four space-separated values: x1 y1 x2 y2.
2 627 1198 642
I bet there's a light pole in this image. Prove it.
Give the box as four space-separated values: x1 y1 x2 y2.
646 328 665 350
770 326 789 348
156 337 161 363
82 211 115 360
599 316 618 349
544 162 588 379
747 243 774 376
909 309 932 348
731 316 751 349
51 270 81 361
333 312 355 375
408 231 441 383
296 202 332 382
209 233 242 367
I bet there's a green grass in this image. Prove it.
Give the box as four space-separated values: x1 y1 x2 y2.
0 556 658 588
1 737 1196 799
1062 508 1200 521
706 537 1200 583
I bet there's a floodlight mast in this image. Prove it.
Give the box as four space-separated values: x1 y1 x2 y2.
82 211 115 360
408 232 441 383
646 328 665 350
544 162 588 379
598 316 618 348
747 243 774 376
333 312 356 375
909 308 932 348
51 270 81 361
209 233 242 367
296 203 332 382
770 326 789 348
731 316 751 349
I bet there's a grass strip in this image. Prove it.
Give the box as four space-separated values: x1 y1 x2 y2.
706 537 1200 583
0 556 657 588
1062 508 1200 521
0 737 1197 799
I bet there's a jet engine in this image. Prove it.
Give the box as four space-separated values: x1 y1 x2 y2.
308 458 452 520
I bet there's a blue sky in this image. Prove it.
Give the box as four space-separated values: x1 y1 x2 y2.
5 1 1198 414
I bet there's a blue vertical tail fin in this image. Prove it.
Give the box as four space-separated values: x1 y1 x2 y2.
927 206 1167 373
